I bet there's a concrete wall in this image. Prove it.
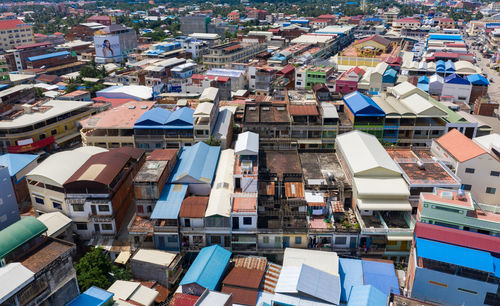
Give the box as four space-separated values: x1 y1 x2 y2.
0 167 20 230
131 259 169 287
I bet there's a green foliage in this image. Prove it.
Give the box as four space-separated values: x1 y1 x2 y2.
111 265 132 281
65 83 78 94
75 247 113 291
143 30 168 42
204 136 221 146
35 87 44 98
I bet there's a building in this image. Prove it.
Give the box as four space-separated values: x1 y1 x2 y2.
406 222 500 305
130 249 183 288
96 85 153 101
0 153 38 209
66 22 106 41
431 130 500 206
107 280 158 306
0 166 19 230
0 217 79 305
441 73 472 104
181 15 210 35
335 66 365 95
336 131 414 262
4 42 52 71
248 64 277 96
0 19 34 51
87 15 116 26
26 146 108 223
180 245 231 296
203 41 267 69
205 68 246 91
0 100 95 154
80 101 155 149
26 51 77 70
94 24 138 63
67 286 114 306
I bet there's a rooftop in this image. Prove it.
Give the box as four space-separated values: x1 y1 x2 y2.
180 245 231 290
179 197 209 218
0 153 38 177
133 160 169 183
261 150 302 178
20 238 73 274
436 129 487 162
131 249 178 267
232 197 257 213
0 217 47 259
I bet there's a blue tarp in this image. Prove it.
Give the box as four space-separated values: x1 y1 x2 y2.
416 238 500 277
361 260 400 296
150 184 188 219
180 245 231 290
343 91 385 117
347 285 387 306
339 258 364 302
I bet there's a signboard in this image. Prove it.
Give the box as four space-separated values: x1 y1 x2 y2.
7 136 54 153
94 36 121 59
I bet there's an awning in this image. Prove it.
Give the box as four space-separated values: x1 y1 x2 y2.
297 138 322 144
387 235 413 241
357 198 412 211
55 132 81 145
114 250 131 265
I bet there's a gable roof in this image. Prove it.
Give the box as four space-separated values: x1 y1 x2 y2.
180 245 231 290
353 34 390 48
178 196 209 218
171 142 220 185
444 73 470 85
347 285 387 306
343 91 385 117
222 267 265 289
206 149 234 217
296 264 341 305
466 74 490 85
135 107 194 129
0 154 38 177
339 258 364 303
150 184 188 220
135 107 171 126
399 92 448 117
0 19 25 30
436 129 487 162
235 131 259 155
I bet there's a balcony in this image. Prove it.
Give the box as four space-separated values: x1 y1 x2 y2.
153 219 178 232
355 209 414 237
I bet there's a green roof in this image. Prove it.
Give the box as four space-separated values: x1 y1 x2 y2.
0 217 47 259
428 97 467 124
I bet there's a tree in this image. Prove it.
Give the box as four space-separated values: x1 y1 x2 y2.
65 83 78 94
35 87 44 98
75 247 113 291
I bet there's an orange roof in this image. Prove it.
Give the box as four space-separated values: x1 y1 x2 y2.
80 101 155 129
0 19 25 30
284 182 304 198
232 197 257 213
436 129 487 162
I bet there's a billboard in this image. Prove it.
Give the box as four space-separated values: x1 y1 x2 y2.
94 36 121 59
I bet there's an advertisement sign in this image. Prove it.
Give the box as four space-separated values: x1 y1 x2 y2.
7 136 54 153
94 36 121 59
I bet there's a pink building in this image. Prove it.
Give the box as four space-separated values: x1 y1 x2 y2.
335 66 365 95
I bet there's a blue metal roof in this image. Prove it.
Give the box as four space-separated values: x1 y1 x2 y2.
418 76 429 84
436 60 445 72
417 83 429 92
361 259 400 296
67 286 114 306
347 285 387 306
382 68 397 84
466 74 490 85
170 142 220 185
416 238 500 276
444 73 470 85
27 51 70 62
428 34 462 41
180 245 231 290
339 258 364 303
297 264 341 305
0 154 38 178
150 184 188 219
343 91 385 117
444 60 455 73
134 107 194 129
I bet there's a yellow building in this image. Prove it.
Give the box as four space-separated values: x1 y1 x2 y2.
352 35 391 56
0 19 34 51
0 100 95 154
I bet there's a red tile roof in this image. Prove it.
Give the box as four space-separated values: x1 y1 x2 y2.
353 34 391 47
169 293 198 306
15 42 51 50
396 17 420 23
0 19 25 30
191 74 230 82
278 64 295 75
414 222 500 253
436 129 487 162
289 105 319 116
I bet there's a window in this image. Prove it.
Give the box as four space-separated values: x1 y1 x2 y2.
147 205 152 213
458 288 477 295
75 223 87 230
243 217 252 225
490 171 500 177
34 197 44 205
486 187 496 194
98 205 110 212
51 129 56 135
210 236 221 244
295 237 302 245
167 235 178 243
137 205 144 213
53 202 62 210
335 237 347 245
465 168 475 174
296 81 301 85
101 223 113 231
263 236 270 244
184 219 191 227
72 204 84 212
428 280 448 287
484 292 500 305
461 184 472 191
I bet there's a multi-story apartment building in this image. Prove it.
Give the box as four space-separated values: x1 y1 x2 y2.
64 147 145 239
144 57 186 87
0 100 96 154
203 41 267 68
0 55 8 83
66 22 106 41
406 222 500 306
0 19 35 51
183 74 231 100
169 62 197 92
0 217 79 306
248 64 277 96
180 15 210 35
5 42 53 71
81 101 155 149
94 24 138 63
431 130 500 206
0 165 20 230
336 131 414 263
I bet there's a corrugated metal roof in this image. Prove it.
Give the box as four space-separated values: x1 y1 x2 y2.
296 264 341 305
339 258 364 303
150 184 188 219
444 73 470 85
67 286 114 306
416 238 500 276
347 285 387 306
171 142 220 186
361 259 400 297
27 51 70 62
414 222 500 253
206 149 234 217
0 217 47 259
466 74 490 85
179 196 209 218
221 286 258 306
289 105 320 116
0 263 34 303
235 132 259 156
223 267 265 289
343 91 385 117
180 245 231 290
0 153 38 177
